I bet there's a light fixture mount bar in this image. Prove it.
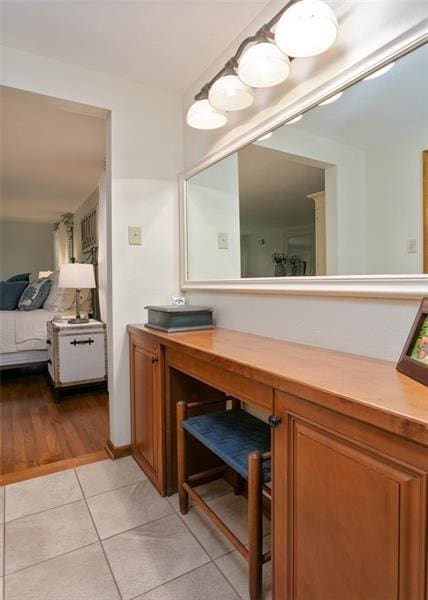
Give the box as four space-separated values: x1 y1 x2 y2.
193 0 298 101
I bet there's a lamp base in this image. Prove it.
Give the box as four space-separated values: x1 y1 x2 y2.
67 318 90 324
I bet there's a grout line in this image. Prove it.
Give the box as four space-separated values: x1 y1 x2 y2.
212 559 246 600
3 496 85 525
75 468 124 600
3 540 99 578
75 474 148 501
126 560 217 600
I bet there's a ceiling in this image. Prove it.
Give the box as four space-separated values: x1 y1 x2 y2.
238 144 324 231
1 0 270 94
1 87 106 222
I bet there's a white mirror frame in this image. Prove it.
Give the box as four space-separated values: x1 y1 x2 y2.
180 24 428 299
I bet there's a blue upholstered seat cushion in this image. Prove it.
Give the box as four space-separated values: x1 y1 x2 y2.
0 281 29 310
17 278 52 311
182 409 271 483
7 273 30 282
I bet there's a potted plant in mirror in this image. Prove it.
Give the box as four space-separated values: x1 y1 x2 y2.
272 253 306 276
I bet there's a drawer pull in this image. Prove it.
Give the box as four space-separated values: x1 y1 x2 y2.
268 415 282 428
70 338 94 346
46 339 51 345
151 356 159 364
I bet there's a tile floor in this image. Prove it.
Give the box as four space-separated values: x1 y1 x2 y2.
0 457 271 600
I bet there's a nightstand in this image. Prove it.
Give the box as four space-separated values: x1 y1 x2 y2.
47 319 107 402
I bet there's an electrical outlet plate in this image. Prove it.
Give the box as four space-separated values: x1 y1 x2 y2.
129 226 142 245
218 232 229 249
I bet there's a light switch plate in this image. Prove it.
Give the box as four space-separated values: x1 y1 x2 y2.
218 232 229 249
406 239 417 254
129 226 142 245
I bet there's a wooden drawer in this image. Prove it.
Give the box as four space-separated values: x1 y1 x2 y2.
166 346 272 411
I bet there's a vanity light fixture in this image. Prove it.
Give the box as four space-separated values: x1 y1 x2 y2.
275 0 338 58
186 0 339 130
238 42 291 88
319 91 343 105
363 62 395 80
186 99 228 130
209 74 254 111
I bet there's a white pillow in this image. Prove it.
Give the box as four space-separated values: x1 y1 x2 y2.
43 271 76 312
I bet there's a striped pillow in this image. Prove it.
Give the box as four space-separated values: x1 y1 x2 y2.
18 278 52 311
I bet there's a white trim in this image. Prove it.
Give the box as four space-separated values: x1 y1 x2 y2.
179 24 428 300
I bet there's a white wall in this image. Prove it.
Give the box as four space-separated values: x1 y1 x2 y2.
0 219 55 281
365 124 426 274
182 3 427 362
1 46 183 446
187 154 240 280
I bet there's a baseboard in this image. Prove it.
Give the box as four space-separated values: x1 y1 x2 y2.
0 449 108 486
105 439 131 460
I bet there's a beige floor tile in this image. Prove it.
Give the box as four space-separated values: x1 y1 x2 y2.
179 492 270 559
5 500 97 574
167 478 233 512
0 487 4 523
103 513 210 600
5 469 82 522
215 548 272 600
87 479 174 539
5 543 120 600
77 456 146 497
135 562 241 600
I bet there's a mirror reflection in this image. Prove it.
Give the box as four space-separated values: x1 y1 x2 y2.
186 43 428 280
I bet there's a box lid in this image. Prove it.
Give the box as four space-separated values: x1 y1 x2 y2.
144 305 213 314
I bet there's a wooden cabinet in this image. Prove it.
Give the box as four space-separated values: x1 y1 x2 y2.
128 325 428 599
129 333 165 494
273 390 428 600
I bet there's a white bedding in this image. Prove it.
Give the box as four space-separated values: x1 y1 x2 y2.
0 309 54 354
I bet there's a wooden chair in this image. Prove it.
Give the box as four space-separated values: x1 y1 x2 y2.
177 399 271 600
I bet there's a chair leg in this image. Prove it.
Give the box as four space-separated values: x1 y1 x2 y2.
176 401 189 514
248 451 263 600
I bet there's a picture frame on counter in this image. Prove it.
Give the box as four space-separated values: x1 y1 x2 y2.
397 297 428 386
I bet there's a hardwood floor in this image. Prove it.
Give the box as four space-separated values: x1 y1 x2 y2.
0 368 109 482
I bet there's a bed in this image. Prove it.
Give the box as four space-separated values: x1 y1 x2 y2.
0 308 54 368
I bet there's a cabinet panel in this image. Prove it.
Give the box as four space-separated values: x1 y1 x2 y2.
130 334 164 494
273 390 427 600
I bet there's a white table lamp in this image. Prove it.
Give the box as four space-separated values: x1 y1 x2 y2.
58 262 96 323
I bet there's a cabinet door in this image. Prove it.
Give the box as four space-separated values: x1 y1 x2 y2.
130 335 164 494
273 390 427 600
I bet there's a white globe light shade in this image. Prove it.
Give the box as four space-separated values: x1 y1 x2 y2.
186 99 227 130
209 75 254 111
238 43 291 88
275 0 338 58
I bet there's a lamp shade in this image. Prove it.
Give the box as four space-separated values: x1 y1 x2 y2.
208 75 254 111
58 263 96 289
186 99 227 130
238 43 291 88
275 0 338 58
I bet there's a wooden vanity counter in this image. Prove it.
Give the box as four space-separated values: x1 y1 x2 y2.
128 324 428 600
128 325 427 445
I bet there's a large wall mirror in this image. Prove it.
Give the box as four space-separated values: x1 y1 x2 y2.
182 40 428 296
